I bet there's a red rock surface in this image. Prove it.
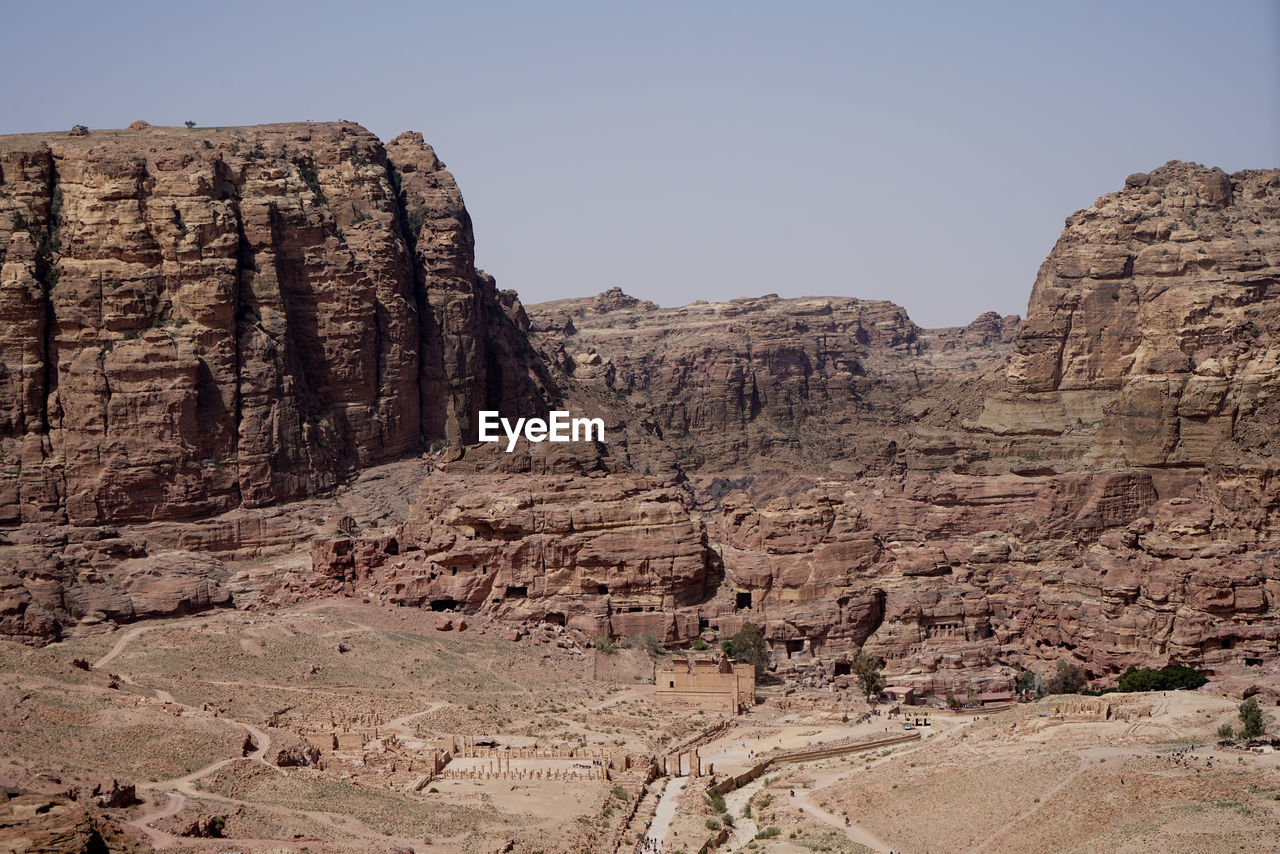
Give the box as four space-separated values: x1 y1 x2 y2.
2 128 1278 697
0 122 549 527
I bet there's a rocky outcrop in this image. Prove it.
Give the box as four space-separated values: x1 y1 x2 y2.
0 122 551 528
0 791 148 853
305 441 714 640
510 162 1280 691
0 530 230 643
0 122 554 639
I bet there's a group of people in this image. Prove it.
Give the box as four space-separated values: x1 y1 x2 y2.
1166 745 1211 769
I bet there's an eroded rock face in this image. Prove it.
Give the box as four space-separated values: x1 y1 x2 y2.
3 131 1278 698
529 290 1016 476
306 442 714 641
0 791 146 853
0 122 551 527
510 162 1280 691
0 123 556 637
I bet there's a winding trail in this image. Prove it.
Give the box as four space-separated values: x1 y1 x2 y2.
384 701 447 738
86 619 288 848
127 792 186 849
94 624 154 669
95 613 451 850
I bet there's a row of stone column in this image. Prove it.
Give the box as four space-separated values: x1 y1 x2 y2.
437 767 608 781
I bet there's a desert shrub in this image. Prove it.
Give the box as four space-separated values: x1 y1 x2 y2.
1043 660 1088 695
1239 698 1267 739
723 622 770 676
406 206 429 235
294 157 327 204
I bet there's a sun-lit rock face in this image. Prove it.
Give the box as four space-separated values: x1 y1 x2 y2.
0 122 552 527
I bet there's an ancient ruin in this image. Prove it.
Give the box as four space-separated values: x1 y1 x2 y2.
655 652 756 716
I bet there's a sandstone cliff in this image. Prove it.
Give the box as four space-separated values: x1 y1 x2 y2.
529 289 1018 481
0 122 552 639
508 162 1280 695
0 122 551 527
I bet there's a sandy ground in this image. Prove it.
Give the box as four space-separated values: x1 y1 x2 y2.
0 600 683 852
4 602 1277 854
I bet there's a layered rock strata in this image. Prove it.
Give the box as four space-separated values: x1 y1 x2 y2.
0 122 550 527
0 122 551 638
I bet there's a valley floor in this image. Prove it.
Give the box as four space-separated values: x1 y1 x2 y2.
1 601 1276 853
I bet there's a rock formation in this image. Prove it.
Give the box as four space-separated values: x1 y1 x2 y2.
2 126 1277 697
0 122 552 639
517 161 1280 693
0 122 551 527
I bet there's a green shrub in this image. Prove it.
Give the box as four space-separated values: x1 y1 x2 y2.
1239 698 1267 739
1116 664 1207 693
705 819 720 830
406 206 429 236
294 157 327 204
755 826 781 839
724 622 770 676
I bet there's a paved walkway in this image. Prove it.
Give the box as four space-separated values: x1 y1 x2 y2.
646 776 687 851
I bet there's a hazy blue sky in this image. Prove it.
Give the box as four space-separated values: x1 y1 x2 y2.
3 1 1277 326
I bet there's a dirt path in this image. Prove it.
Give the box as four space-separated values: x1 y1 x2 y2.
723 774 765 847
94 624 153 669
88 619 284 848
125 791 186 849
791 716 979 852
796 793 890 852
385 701 447 738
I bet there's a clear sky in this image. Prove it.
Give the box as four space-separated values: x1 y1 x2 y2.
3 1 1277 326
